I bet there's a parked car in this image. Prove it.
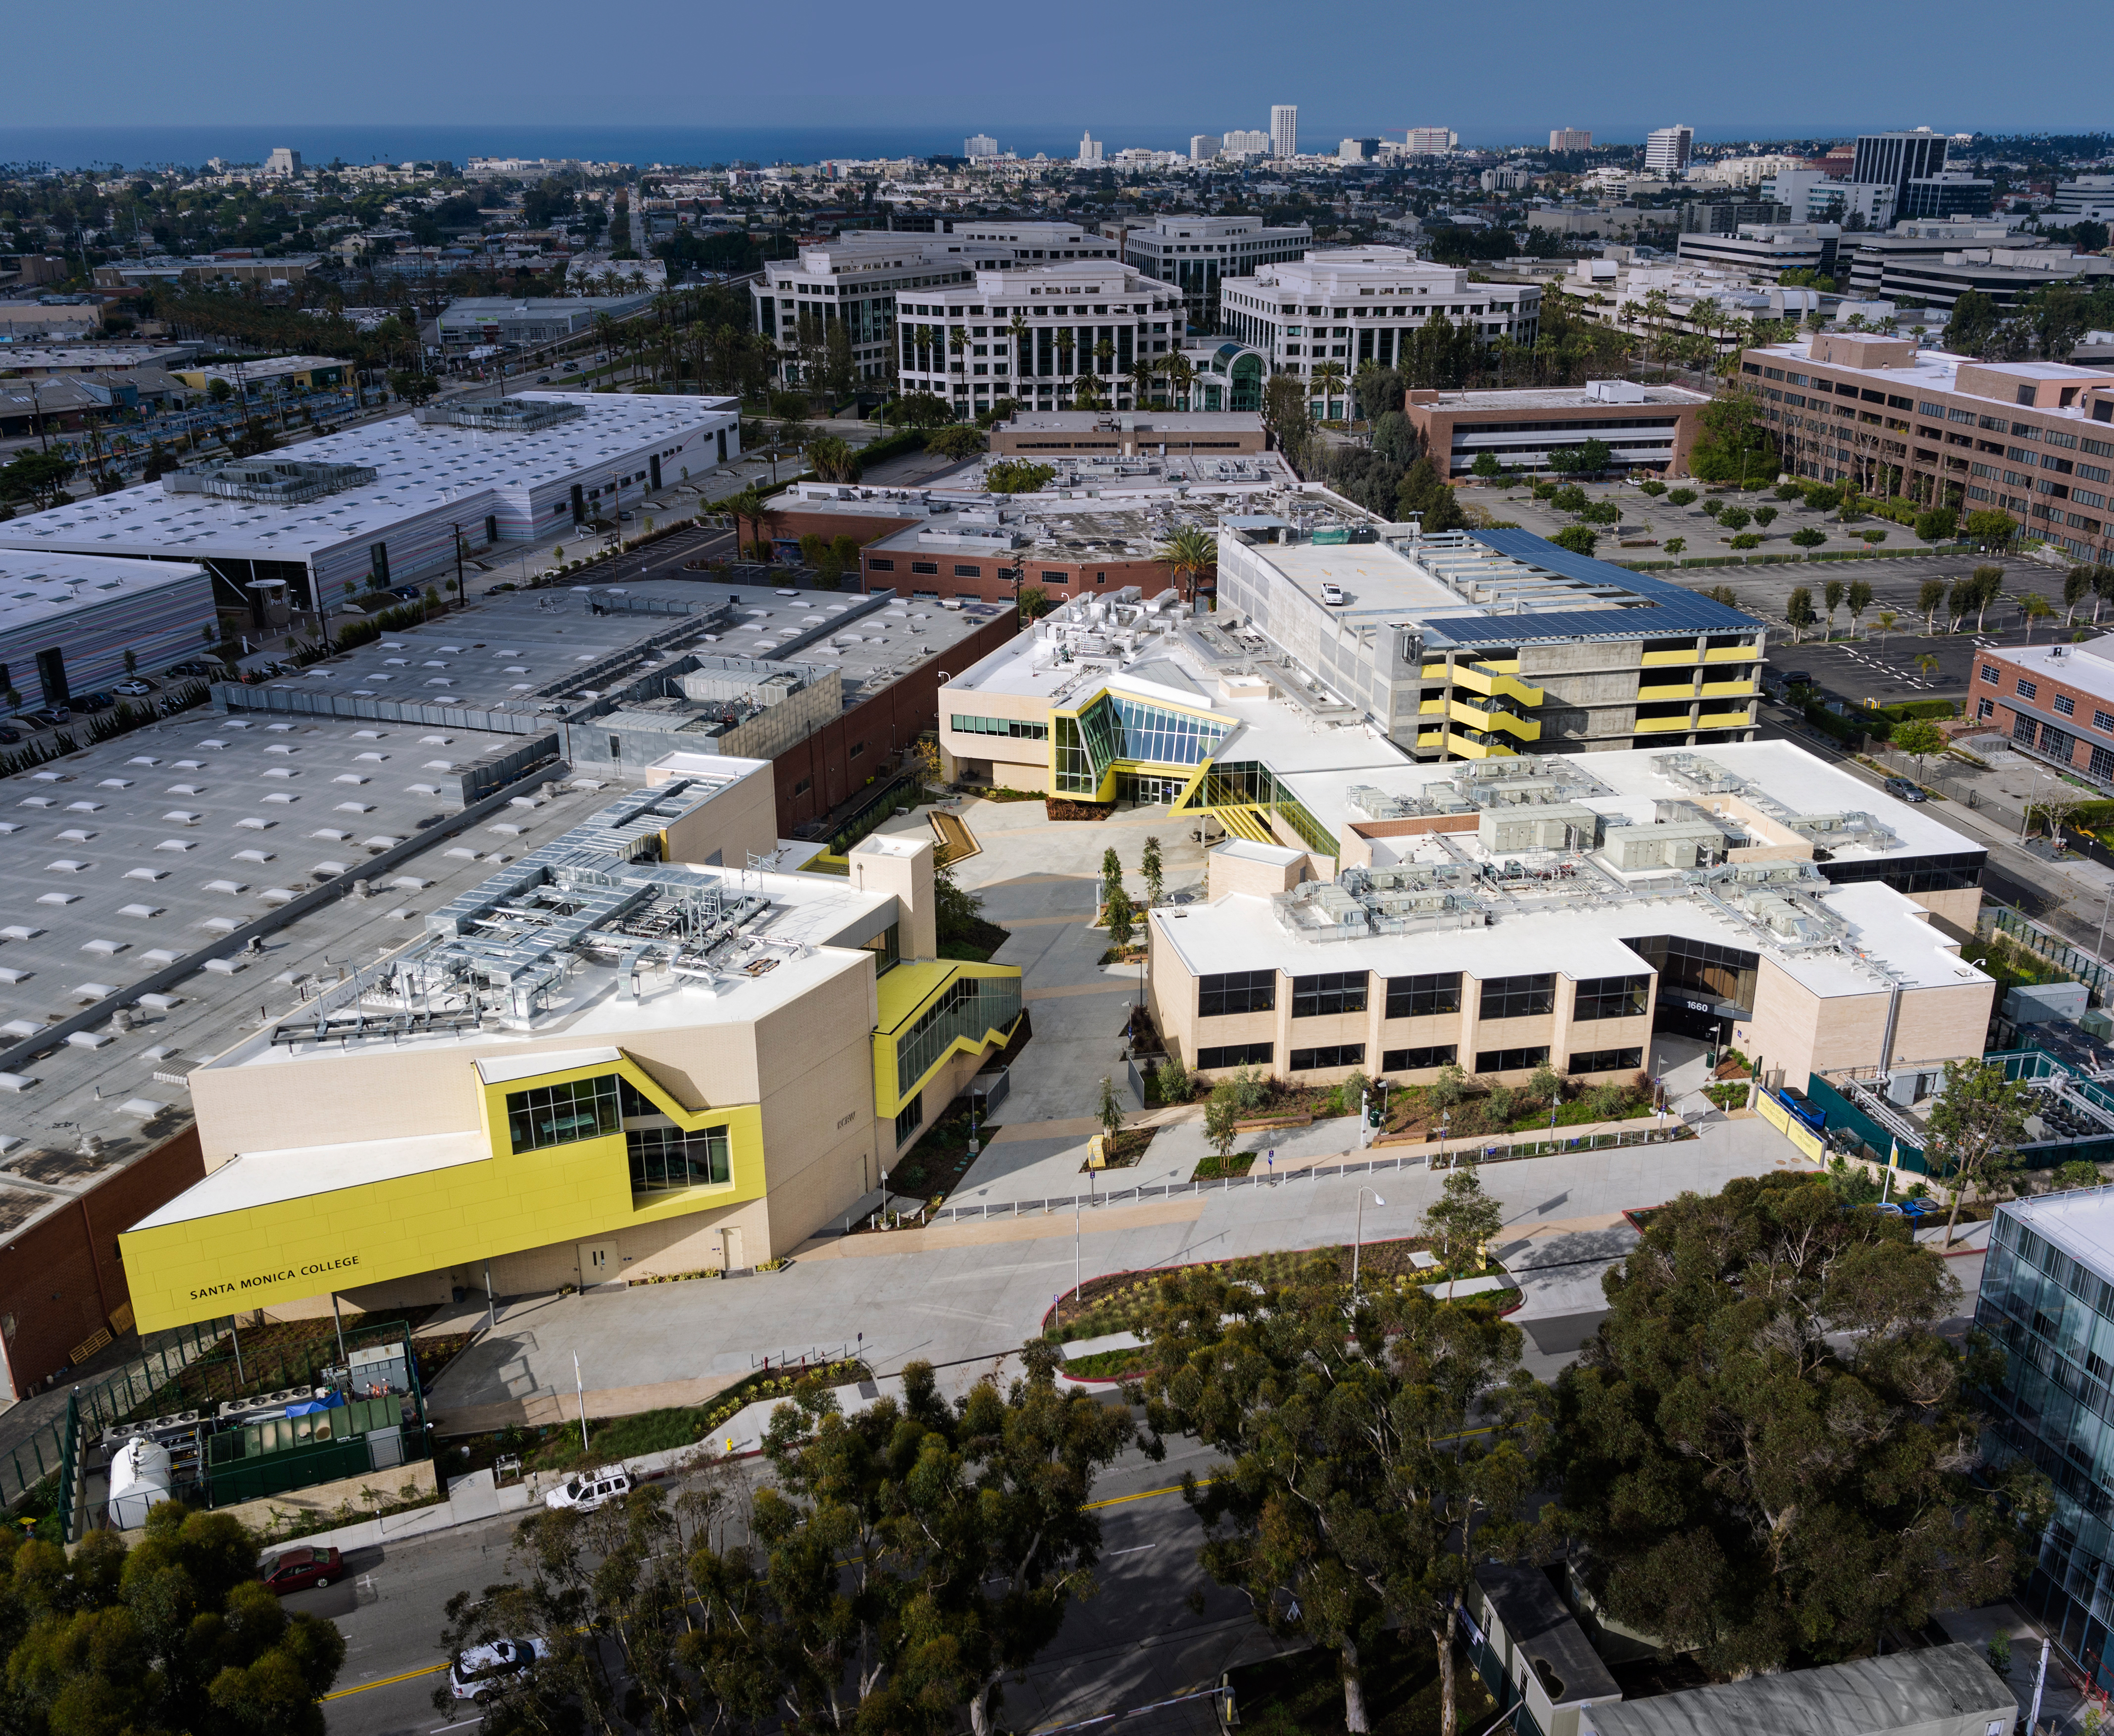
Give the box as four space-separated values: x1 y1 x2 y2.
390 585 422 601
448 1637 550 1703
1883 776 1928 803
543 1467 632 1513
16 709 63 729
261 1544 342 1594
114 678 153 697
1320 582 1345 605
0 726 20 745
163 660 223 680
72 691 116 712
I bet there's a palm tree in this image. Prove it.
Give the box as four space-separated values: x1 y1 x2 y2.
1162 351 1197 411
1009 313 1031 393
948 324 969 408
1094 336 1116 394
1129 352 1158 409
912 325 935 385
1312 360 1346 421
1072 372 1107 412
1158 524 1216 606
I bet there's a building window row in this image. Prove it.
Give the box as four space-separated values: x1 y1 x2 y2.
506 1075 620 1153
1292 971 1368 1018
1289 1043 1365 1071
1197 1041 1274 1070
1569 1046 1644 1076
951 714 1049 741
1480 973 1556 1021
1477 1045 1551 1073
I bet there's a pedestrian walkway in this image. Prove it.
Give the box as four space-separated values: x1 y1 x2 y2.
424 1127 1817 1428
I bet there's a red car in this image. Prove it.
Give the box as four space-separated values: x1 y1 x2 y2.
261 1545 342 1594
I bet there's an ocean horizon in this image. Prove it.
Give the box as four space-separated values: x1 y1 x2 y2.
0 123 1287 174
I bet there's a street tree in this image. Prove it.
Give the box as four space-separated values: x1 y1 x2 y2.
1203 1088 1242 1165
1822 577 1847 633
1925 1057 2032 1248
502 1352 1133 1736
1131 1261 1554 1736
1104 887 1137 950
1846 579 1873 633
1918 577 1947 632
1785 586 1816 638
1096 1074 1125 1143
1890 717 1947 783
1555 1172 2048 1679
1422 1162 1504 1300
2066 565 2094 625
2019 591 2054 640
1551 525 1597 557
5 1502 346 1736
1140 834 1164 908
1971 564 2007 633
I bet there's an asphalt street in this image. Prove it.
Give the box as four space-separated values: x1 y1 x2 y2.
318 1431 1252 1736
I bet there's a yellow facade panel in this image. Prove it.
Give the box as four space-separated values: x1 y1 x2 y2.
121 1053 764 1333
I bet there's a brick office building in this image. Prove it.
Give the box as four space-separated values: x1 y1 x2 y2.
1742 331 2114 564
1968 636 2114 791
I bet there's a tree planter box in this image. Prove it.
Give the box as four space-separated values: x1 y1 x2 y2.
1233 1112 1312 1131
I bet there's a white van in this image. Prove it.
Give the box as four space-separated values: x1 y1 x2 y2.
1320 583 1346 605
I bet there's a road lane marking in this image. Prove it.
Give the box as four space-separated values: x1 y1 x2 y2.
326 1477 1211 1700
325 1661 448 1700
1085 1477 1212 1510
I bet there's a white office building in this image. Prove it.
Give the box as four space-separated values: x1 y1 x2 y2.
964 135 999 159
0 395 739 624
1405 128 1457 156
1224 130 1270 156
1216 249 1542 418
1191 135 1220 162
263 148 302 179
1549 129 1593 153
893 261 1184 414
1644 125 1695 177
1763 170 1897 230
753 225 1116 386
1674 223 1843 281
1115 213 1313 334
1271 106 1298 159
1078 133 1105 167
2054 178 2114 222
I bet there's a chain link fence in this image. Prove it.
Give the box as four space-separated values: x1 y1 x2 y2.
3 1317 233 1511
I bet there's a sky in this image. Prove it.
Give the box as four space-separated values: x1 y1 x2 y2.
7 0 2106 149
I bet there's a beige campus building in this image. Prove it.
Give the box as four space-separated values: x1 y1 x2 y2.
119 756 1021 1332
1145 737 1993 1096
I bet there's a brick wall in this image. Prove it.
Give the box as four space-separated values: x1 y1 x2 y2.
774 607 1021 830
1 1126 207 1400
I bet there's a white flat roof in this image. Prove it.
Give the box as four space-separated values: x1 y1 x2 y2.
1981 637 2114 705
1155 875 1980 1000
131 1129 492 1227
0 549 209 637
0 393 736 567
1999 1187 2114 1286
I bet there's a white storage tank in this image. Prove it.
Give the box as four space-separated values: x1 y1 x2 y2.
106 1436 173 1530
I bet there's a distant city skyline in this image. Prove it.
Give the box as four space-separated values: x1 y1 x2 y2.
0 115 2073 178
5 0 2104 139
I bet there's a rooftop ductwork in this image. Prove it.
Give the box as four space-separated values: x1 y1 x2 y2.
414 397 586 433
162 457 379 504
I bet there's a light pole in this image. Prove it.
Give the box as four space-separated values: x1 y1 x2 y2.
1352 1187 1386 1302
